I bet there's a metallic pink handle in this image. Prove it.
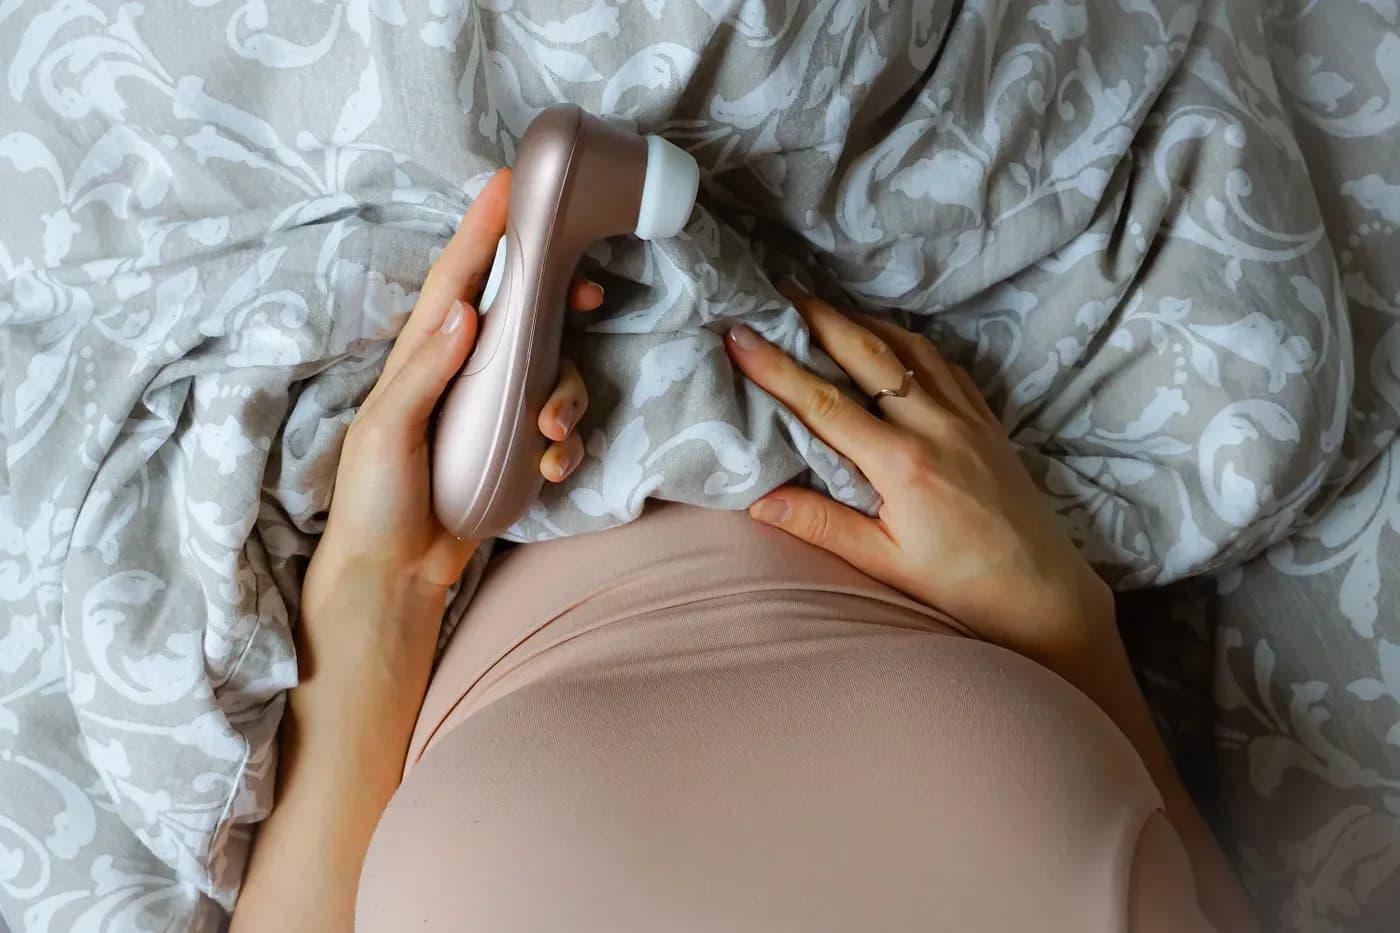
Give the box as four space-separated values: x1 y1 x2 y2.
430 105 698 540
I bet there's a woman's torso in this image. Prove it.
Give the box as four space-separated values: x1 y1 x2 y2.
357 503 1162 932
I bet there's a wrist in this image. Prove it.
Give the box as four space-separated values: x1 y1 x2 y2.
303 534 458 608
1027 572 1123 687
303 539 450 626
295 551 450 717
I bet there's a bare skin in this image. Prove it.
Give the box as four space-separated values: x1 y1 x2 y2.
231 170 598 933
726 280 1258 933
232 176 1257 933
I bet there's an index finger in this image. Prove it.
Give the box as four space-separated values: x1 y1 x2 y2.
375 169 512 394
725 323 902 481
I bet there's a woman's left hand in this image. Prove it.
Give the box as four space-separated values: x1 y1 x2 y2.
725 280 1114 671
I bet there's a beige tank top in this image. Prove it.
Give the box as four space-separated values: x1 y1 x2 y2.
357 503 1166 932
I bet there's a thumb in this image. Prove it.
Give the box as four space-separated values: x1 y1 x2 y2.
377 299 478 430
748 486 894 573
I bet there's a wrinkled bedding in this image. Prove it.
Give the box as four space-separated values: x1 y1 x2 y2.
1192 4 1400 928
0 0 1394 930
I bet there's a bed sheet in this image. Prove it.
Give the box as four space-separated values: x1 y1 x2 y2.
1124 439 1400 933
0 0 1391 930
1196 3 1400 929
1210 447 1400 933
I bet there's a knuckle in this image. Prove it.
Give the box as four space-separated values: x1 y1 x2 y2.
946 414 1000 456
910 330 937 352
911 335 943 366
941 417 980 449
803 504 834 548
890 437 934 485
856 331 897 365
805 382 847 422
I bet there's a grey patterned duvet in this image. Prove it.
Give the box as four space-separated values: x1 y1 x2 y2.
1 1 1398 930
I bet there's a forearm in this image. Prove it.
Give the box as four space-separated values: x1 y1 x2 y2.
231 690 414 932
1044 621 1258 933
231 571 448 933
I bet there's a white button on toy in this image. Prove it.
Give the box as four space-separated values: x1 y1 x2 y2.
479 234 508 312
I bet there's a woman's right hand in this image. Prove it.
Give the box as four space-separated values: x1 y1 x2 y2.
725 281 1115 669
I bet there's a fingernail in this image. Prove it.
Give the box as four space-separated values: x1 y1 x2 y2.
554 449 577 480
749 497 789 525
728 324 763 351
441 300 465 335
553 401 578 437
587 282 605 304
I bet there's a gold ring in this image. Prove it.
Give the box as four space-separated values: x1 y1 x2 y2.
872 369 915 401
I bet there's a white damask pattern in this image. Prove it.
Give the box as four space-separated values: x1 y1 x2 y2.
0 0 1396 930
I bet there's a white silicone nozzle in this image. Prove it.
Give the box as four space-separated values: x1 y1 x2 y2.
634 135 699 240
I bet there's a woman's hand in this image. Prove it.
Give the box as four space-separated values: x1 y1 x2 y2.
232 170 603 933
726 280 1114 669
304 168 600 662
727 284 1260 933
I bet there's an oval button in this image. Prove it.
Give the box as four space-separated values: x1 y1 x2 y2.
479 234 508 313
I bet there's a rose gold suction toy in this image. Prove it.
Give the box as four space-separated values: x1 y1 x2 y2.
431 104 700 540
